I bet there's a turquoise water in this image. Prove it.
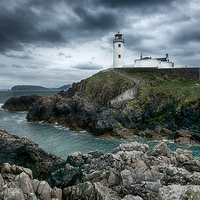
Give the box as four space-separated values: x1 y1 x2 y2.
0 90 200 158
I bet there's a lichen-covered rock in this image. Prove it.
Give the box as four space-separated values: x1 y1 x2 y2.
159 185 200 200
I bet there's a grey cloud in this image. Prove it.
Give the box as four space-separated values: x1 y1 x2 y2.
173 27 200 44
73 7 118 31
58 52 65 56
4 53 33 60
11 64 23 68
26 65 41 69
0 64 6 68
95 0 177 8
65 55 72 58
72 61 103 70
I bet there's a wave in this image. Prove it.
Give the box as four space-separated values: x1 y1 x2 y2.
53 123 69 131
0 103 4 110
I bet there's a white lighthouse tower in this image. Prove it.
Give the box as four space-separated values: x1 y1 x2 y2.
113 32 124 68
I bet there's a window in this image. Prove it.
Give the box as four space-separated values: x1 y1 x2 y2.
118 44 121 47
118 55 121 58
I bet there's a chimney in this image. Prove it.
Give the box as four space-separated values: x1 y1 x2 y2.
166 53 169 61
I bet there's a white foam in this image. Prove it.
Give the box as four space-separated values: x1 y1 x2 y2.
0 103 4 110
53 123 69 131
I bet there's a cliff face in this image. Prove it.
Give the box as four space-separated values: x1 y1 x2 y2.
27 70 135 136
24 69 200 141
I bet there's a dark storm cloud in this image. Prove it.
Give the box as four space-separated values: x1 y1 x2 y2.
0 0 180 54
95 0 177 8
74 7 117 31
173 26 200 44
72 62 103 70
0 1 65 53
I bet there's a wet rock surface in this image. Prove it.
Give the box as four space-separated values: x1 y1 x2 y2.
0 129 61 180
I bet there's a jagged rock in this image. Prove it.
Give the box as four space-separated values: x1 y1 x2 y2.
148 142 171 157
94 182 121 200
0 164 62 200
0 174 4 187
0 129 61 180
26 193 37 200
2 182 25 200
122 195 143 200
37 181 52 200
2 94 41 111
47 141 200 199
14 172 34 195
32 179 40 193
114 142 149 153
63 181 95 200
1 129 200 200
159 185 200 200
51 187 62 200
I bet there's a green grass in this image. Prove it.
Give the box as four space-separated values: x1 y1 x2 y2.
84 71 135 101
147 80 200 104
123 70 200 109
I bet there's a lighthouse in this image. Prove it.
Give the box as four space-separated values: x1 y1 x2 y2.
113 32 124 68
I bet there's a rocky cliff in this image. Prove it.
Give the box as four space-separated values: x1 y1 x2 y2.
27 70 135 136
25 69 200 143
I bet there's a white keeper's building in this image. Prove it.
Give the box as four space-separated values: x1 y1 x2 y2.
113 32 174 68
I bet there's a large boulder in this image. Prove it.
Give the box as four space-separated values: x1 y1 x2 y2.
0 129 61 180
2 94 41 111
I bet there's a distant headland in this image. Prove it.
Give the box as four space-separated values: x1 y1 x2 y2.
10 84 71 91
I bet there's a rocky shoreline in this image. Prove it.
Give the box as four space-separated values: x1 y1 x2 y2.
1 129 200 199
2 70 200 144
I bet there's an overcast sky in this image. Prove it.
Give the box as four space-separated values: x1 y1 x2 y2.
0 0 200 89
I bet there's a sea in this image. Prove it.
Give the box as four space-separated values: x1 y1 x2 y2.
0 90 200 159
